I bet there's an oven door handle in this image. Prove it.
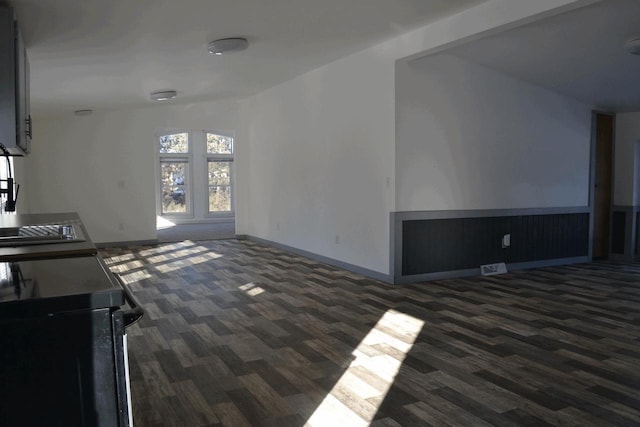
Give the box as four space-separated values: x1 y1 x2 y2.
121 284 144 327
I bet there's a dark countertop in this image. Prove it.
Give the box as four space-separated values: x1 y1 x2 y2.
0 213 125 318
0 256 125 318
0 212 97 261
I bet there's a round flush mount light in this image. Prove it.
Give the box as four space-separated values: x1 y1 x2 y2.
624 37 640 55
74 109 93 116
150 90 177 101
207 37 249 55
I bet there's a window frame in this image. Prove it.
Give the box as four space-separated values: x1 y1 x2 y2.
156 130 193 218
155 129 235 222
204 130 235 218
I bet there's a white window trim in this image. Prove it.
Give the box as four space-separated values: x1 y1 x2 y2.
204 129 235 219
156 130 194 218
205 159 234 218
155 129 235 223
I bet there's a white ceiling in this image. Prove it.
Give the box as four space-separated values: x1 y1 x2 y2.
443 0 640 112
10 0 640 116
8 0 488 116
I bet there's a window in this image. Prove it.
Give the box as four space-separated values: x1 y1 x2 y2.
158 133 190 215
156 130 234 221
206 133 234 214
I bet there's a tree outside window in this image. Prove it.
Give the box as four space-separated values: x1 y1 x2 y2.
157 130 234 219
159 133 190 215
206 133 234 214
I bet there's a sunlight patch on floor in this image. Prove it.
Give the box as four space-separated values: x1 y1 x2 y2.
138 241 198 257
156 216 176 230
153 246 223 273
117 270 153 284
305 309 425 427
239 282 266 296
102 253 136 265
104 241 224 276
133 242 224 273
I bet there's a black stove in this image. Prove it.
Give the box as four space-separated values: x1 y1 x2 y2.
0 254 141 426
0 213 142 426
0 255 124 318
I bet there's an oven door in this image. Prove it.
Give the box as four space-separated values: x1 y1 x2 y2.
0 254 144 426
120 281 144 327
0 307 128 426
113 310 134 427
113 281 144 426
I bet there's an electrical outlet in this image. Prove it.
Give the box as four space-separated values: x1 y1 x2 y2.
335 235 340 244
118 223 124 231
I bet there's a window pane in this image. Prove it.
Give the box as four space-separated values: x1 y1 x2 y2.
209 186 231 212
161 161 188 213
206 133 233 154
208 161 231 186
159 133 188 153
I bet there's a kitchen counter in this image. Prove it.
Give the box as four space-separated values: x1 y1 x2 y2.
0 212 139 426
0 212 97 261
0 212 126 316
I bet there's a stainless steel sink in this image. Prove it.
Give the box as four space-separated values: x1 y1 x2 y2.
0 224 85 246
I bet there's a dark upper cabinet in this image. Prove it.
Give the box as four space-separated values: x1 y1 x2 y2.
0 5 30 155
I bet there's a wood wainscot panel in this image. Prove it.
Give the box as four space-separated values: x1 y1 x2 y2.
402 212 589 276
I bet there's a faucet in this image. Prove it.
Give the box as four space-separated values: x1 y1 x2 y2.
0 143 20 212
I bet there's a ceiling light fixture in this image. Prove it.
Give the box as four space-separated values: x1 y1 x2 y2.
625 37 640 55
74 109 93 116
207 37 249 56
150 90 177 101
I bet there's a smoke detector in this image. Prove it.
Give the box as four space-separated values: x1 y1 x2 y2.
207 38 249 55
625 37 640 55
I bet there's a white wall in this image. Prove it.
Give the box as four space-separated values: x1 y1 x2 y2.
238 49 395 274
24 100 238 243
12 155 28 213
21 0 593 275
395 54 592 211
235 0 596 275
614 112 640 206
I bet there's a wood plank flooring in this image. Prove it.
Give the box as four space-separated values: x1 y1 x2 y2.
100 240 640 427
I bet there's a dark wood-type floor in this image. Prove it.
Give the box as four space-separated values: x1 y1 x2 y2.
101 240 640 427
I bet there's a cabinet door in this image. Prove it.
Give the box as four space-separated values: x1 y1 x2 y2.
16 23 30 153
0 7 16 152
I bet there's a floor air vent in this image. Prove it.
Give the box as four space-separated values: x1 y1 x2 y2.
480 262 507 276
